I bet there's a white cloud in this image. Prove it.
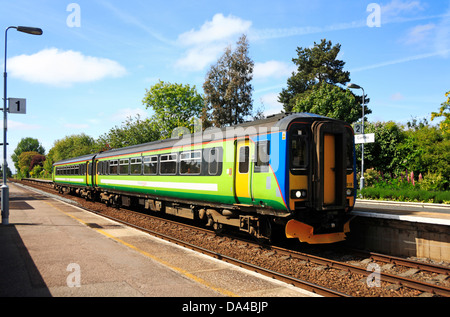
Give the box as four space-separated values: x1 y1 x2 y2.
254 61 295 80
178 13 252 46
350 50 450 72
110 107 148 122
175 13 252 71
390 92 405 101
381 0 425 20
8 120 42 131
175 45 225 72
404 23 436 45
259 92 283 115
8 48 127 87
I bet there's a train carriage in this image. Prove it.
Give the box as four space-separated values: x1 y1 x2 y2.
52 153 96 196
53 113 356 244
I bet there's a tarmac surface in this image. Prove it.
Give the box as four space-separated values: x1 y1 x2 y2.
0 182 318 298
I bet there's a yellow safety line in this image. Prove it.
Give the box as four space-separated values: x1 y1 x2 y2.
44 200 238 297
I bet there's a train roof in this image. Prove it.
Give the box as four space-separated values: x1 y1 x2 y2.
53 153 97 166
54 112 340 164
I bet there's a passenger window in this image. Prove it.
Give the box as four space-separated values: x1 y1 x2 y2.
110 160 118 175
180 151 201 175
238 146 249 174
207 148 218 175
291 130 308 169
119 159 129 175
143 156 158 175
130 157 142 175
160 154 177 175
255 141 270 173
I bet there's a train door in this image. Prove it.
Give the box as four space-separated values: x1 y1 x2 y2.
323 133 336 205
86 161 92 187
234 139 253 205
312 122 346 210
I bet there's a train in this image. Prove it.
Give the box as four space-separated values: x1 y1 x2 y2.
53 112 356 244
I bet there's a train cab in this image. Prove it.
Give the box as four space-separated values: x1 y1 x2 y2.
282 115 356 243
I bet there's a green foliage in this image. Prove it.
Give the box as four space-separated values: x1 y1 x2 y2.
97 115 162 150
30 165 44 179
431 91 450 138
357 121 405 174
396 123 449 180
48 134 96 163
17 151 41 178
203 34 254 127
360 169 449 203
292 83 361 123
12 137 45 172
279 39 371 123
360 187 450 204
356 118 449 188
418 172 448 191
143 80 204 138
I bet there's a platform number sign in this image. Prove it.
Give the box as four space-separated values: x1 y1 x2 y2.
354 124 362 134
8 98 26 114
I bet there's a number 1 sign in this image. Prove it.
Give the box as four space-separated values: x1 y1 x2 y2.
8 98 26 114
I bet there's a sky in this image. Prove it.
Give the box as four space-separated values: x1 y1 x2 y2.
1 0 449 173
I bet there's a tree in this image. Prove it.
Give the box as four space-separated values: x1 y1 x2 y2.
358 121 406 174
12 137 45 172
292 83 362 124
29 154 45 171
279 39 370 119
203 34 254 127
18 151 41 178
47 134 96 163
142 80 204 138
96 115 161 150
431 91 450 138
397 123 449 182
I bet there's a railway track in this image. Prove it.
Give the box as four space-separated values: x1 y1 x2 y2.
16 179 450 297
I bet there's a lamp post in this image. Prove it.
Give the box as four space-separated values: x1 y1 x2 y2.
347 83 366 193
2 26 42 225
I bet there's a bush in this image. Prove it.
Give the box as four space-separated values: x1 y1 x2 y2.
360 187 450 204
418 172 448 191
360 169 449 204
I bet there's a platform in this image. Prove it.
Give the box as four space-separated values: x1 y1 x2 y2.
0 182 317 298
353 199 450 225
349 200 450 262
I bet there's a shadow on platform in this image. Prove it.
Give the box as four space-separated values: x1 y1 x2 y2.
0 224 52 297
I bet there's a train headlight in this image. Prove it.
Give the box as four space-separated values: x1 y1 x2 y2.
346 188 353 196
291 190 307 199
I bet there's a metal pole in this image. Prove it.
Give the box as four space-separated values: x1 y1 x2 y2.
360 88 365 192
2 27 14 225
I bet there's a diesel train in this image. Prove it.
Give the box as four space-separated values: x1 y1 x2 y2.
53 113 356 244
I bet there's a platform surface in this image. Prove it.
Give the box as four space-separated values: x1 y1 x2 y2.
353 199 450 226
0 183 317 298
